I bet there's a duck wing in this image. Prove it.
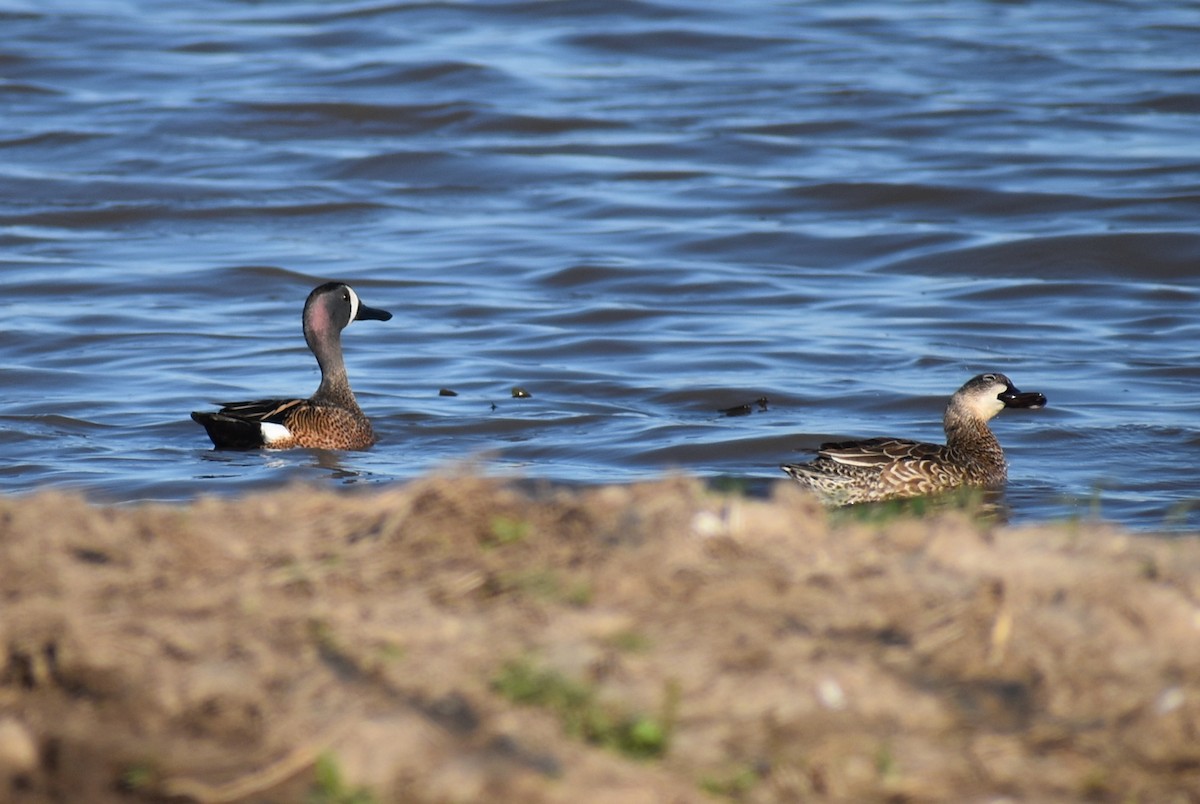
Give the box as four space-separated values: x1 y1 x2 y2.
816 437 944 468
212 398 307 424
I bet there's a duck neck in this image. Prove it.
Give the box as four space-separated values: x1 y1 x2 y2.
942 406 1004 473
307 329 361 410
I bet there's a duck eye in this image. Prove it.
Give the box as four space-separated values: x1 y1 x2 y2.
983 373 997 383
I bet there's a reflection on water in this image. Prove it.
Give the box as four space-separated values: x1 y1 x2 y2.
312 450 368 485
0 0 1197 532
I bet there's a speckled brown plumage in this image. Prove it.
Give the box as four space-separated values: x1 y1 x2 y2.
781 373 1046 505
191 282 392 451
192 397 378 450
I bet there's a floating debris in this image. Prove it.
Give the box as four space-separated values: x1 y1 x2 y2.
719 397 769 417
438 388 458 397
511 386 532 399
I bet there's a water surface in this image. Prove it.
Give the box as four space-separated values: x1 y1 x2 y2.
2 0 1198 531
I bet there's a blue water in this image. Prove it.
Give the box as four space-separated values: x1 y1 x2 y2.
1 0 1197 532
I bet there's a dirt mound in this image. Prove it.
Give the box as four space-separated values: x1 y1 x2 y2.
2 476 1198 802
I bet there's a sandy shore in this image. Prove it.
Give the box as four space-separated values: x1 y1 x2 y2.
1 476 1198 802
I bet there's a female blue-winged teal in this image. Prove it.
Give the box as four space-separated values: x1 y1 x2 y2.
192 282 392 450
781 373 1046 505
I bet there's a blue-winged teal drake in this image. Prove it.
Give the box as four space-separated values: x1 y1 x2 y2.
781 373 1046 505
192 282 392 450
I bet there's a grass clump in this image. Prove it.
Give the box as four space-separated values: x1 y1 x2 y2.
605 628 652 653
874 740 897 780
118 761 159 792
497 569 593 607
485 515 530 547
1164 499 1197 530
830 486 991 527
308 619 403 681
699 763 762 798
493 657 677 760
308 752 375 804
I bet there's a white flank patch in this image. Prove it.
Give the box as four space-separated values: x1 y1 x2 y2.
346 285 360 322
260 422 293 445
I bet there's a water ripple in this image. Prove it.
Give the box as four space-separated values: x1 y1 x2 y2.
0 0 1196 532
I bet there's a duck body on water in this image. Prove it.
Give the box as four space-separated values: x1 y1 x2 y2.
191 282 392 451
782 373 1047 505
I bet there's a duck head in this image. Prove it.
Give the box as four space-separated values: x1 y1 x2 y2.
956 372 1047 421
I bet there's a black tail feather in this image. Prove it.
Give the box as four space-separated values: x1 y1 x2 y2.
191 411 265 450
